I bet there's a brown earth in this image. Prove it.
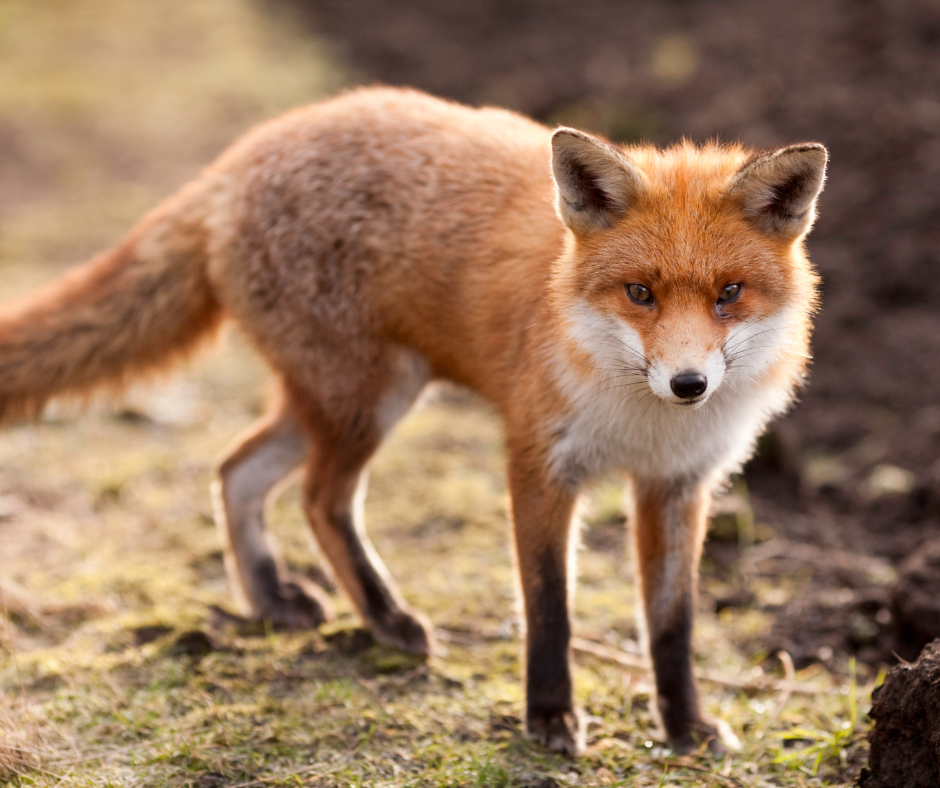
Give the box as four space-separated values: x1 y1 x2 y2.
860 639 940 788
272 0 940 670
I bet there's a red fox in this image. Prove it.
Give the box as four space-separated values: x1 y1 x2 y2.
0 87 825 755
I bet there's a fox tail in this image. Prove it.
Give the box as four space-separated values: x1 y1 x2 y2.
0 180 225 423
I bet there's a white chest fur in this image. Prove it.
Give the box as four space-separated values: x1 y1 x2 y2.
548 374 792 485
547 302 800 486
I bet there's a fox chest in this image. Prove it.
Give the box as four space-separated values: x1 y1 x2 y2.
547 384 787 486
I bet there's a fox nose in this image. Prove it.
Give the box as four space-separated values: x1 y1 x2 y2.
670 371 707 399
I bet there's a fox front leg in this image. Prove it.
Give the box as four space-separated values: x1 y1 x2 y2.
508 450 584 756
632 478 729 753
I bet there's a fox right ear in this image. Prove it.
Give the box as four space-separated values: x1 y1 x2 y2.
730 143 828 239
551 128 646 234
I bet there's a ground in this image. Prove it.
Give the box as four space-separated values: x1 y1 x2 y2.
0 0 914 784
0 381 870 785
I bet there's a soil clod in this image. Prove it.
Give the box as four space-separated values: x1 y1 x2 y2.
861 639 940 788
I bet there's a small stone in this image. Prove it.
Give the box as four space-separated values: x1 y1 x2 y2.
866 464 916 498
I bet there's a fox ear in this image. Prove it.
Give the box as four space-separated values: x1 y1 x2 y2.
551 128 646 234
731 143 828 239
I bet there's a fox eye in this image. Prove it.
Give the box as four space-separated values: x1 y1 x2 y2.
718 283 742 303
626 284 653 305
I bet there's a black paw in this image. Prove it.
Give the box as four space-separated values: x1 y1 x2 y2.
259 575 334 629
370 609 434 657
526 708 584 756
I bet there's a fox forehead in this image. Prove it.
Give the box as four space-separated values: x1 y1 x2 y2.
561 144 812 308
626 139 752 186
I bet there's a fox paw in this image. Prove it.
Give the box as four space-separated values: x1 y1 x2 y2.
371 609 434 657
526 709 585 756
257 575 334 629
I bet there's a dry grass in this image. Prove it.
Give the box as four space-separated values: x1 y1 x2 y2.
0 734 39 784
0 689 42 783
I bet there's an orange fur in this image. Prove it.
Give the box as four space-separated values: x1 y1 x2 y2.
0 180 224 423
5 87 826 756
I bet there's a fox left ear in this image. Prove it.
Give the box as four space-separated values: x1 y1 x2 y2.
730 143 828 239
551 127 646 234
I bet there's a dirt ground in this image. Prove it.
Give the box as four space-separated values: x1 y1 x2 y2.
282 0 940 671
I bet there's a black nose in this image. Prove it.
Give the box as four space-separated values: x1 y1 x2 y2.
670 371 707 399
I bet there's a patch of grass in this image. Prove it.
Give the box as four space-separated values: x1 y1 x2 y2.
0 692 44 783
0 729 40 783
773 658 863 776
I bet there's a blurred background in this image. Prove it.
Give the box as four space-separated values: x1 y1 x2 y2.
1 0 940 774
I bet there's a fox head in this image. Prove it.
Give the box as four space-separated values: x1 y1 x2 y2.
549 129 826 410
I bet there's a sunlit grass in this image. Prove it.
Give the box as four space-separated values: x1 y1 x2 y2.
772 657 865 776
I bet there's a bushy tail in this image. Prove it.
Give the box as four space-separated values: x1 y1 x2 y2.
0 181 225 423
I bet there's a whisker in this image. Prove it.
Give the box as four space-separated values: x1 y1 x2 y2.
725 345 779 365
722 326 780 358
567 356 648 375
588 325 651 368
585 373 649 394
594 380 651 398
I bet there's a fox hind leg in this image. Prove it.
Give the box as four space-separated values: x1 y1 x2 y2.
302 450 433 656
213 400 333 628
295 352 433 656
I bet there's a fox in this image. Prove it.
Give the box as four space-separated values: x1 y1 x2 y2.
0 87 825 755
